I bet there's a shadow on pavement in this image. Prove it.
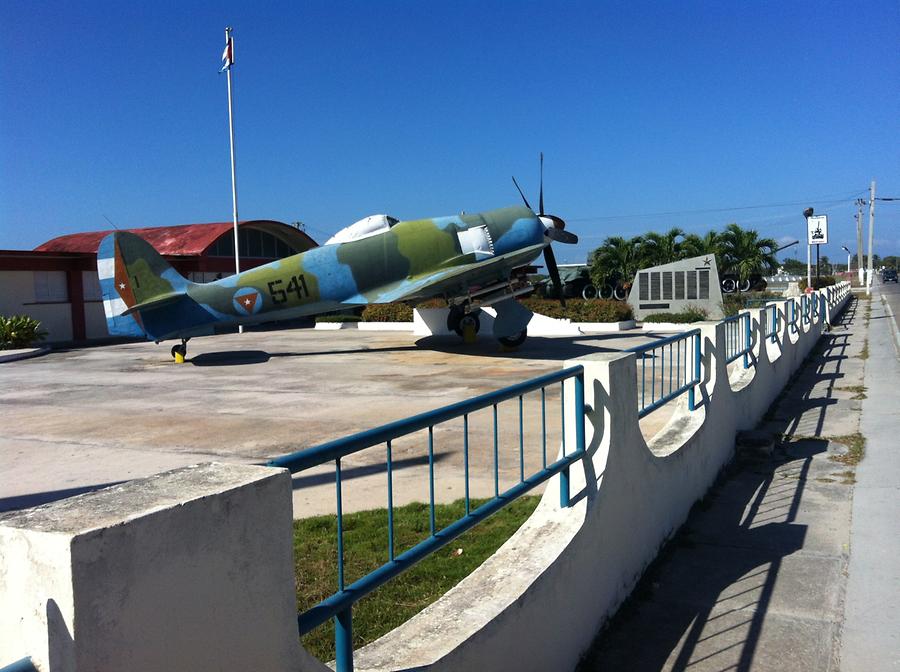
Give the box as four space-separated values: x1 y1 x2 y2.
415 332 642 361
578 440 827 671
580 299 860 671
0 481 125 513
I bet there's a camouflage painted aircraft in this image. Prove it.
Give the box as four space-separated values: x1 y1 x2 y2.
98 182 575 360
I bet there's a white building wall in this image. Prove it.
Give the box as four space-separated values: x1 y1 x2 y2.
0 270 73 342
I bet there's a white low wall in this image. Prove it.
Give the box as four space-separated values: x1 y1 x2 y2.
353 282 851 672
0 283 850 672
0 463 329 672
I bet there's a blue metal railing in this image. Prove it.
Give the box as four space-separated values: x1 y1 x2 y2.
627 329 702 417
763 303 780 343
0 659 36 672
801 295 810 325
268 365 586 671
788 298 798 334
722 312 752 368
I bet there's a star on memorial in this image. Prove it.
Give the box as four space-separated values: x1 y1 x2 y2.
119 282 126 290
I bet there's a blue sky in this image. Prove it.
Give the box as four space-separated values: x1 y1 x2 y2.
2 1 898 264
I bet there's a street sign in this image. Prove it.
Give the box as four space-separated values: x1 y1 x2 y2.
807 215 828 245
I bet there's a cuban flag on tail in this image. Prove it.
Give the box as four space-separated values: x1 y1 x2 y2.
220 29 234 72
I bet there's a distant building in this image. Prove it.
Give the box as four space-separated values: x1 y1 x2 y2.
0 220 317 343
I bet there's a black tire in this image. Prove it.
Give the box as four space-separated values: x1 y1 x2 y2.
721 277 737 294
599 284 614 300
498 329 527 348
613 284 627 301
448 307 481 338
171 344 186 359
738 278 751 292
581 284 598 300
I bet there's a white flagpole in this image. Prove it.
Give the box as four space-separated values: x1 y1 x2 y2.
223 26 243 333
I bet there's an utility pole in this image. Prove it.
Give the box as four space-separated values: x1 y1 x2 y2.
855 198 865 285
866 180 875 295
804 207 814 289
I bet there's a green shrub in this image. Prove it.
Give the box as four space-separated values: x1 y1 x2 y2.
0 314 47 349
642 306 708 323
361 303 414 322
519 298 633 322
415 298 448 309
799 276 836 291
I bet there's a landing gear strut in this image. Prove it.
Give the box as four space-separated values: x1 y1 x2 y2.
170 338 189 363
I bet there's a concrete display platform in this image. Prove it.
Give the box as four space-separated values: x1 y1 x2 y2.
2 326 675 518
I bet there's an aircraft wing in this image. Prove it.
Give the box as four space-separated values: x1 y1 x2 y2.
356 243 546 304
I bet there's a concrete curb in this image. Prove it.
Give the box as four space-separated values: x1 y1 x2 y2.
0 347 50 363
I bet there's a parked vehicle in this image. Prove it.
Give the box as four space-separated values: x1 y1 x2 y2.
535 265 600 300
720 273 768 294
882 268 898 283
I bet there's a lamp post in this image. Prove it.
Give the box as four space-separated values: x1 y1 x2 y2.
841 245 851 277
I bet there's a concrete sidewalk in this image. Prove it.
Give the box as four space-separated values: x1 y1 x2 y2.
579 294 883 671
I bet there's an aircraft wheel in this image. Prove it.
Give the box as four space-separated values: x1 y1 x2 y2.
582 284 598 300
498 330 527 348
448 307 481 338
739 278 752 292
598 284 614 300
613 284 627 301
171 343 187 363
458 313 480 338
721 277 737 294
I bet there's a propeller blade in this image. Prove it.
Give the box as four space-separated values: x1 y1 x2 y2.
546 228 579 244
539 152 544 215
511 176 532 211
544 244 566 308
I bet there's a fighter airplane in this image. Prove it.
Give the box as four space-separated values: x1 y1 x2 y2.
98 175 576 360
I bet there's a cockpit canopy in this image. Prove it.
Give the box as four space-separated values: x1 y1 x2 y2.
325 214 399 245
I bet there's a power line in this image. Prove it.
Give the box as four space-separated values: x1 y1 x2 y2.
567 189 867 223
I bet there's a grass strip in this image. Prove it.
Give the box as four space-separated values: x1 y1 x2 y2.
293 496 540 662
828 433 866 466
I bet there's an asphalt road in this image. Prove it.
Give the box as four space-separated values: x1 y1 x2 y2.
873 276 900 345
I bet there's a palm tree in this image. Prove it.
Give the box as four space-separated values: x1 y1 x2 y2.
681 230 724 259
588 235 644 292
720 223 778 289
639 227 686 267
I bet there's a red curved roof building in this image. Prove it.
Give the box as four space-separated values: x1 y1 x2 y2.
1 220 319 342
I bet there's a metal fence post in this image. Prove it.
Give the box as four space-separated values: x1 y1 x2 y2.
335 608 353 672
560 371 585 509
575 372 585 455
743 313 751 368
688 331 701 410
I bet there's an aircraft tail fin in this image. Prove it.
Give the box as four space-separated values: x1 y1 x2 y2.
97 231 195 338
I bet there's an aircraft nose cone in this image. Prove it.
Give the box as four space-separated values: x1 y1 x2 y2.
540 215 577 244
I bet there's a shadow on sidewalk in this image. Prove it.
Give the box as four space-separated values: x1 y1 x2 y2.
578 439 828 671
761 297 860 439
579 300 860 671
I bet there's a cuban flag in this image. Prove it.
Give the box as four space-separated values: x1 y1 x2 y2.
220 33 234 72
